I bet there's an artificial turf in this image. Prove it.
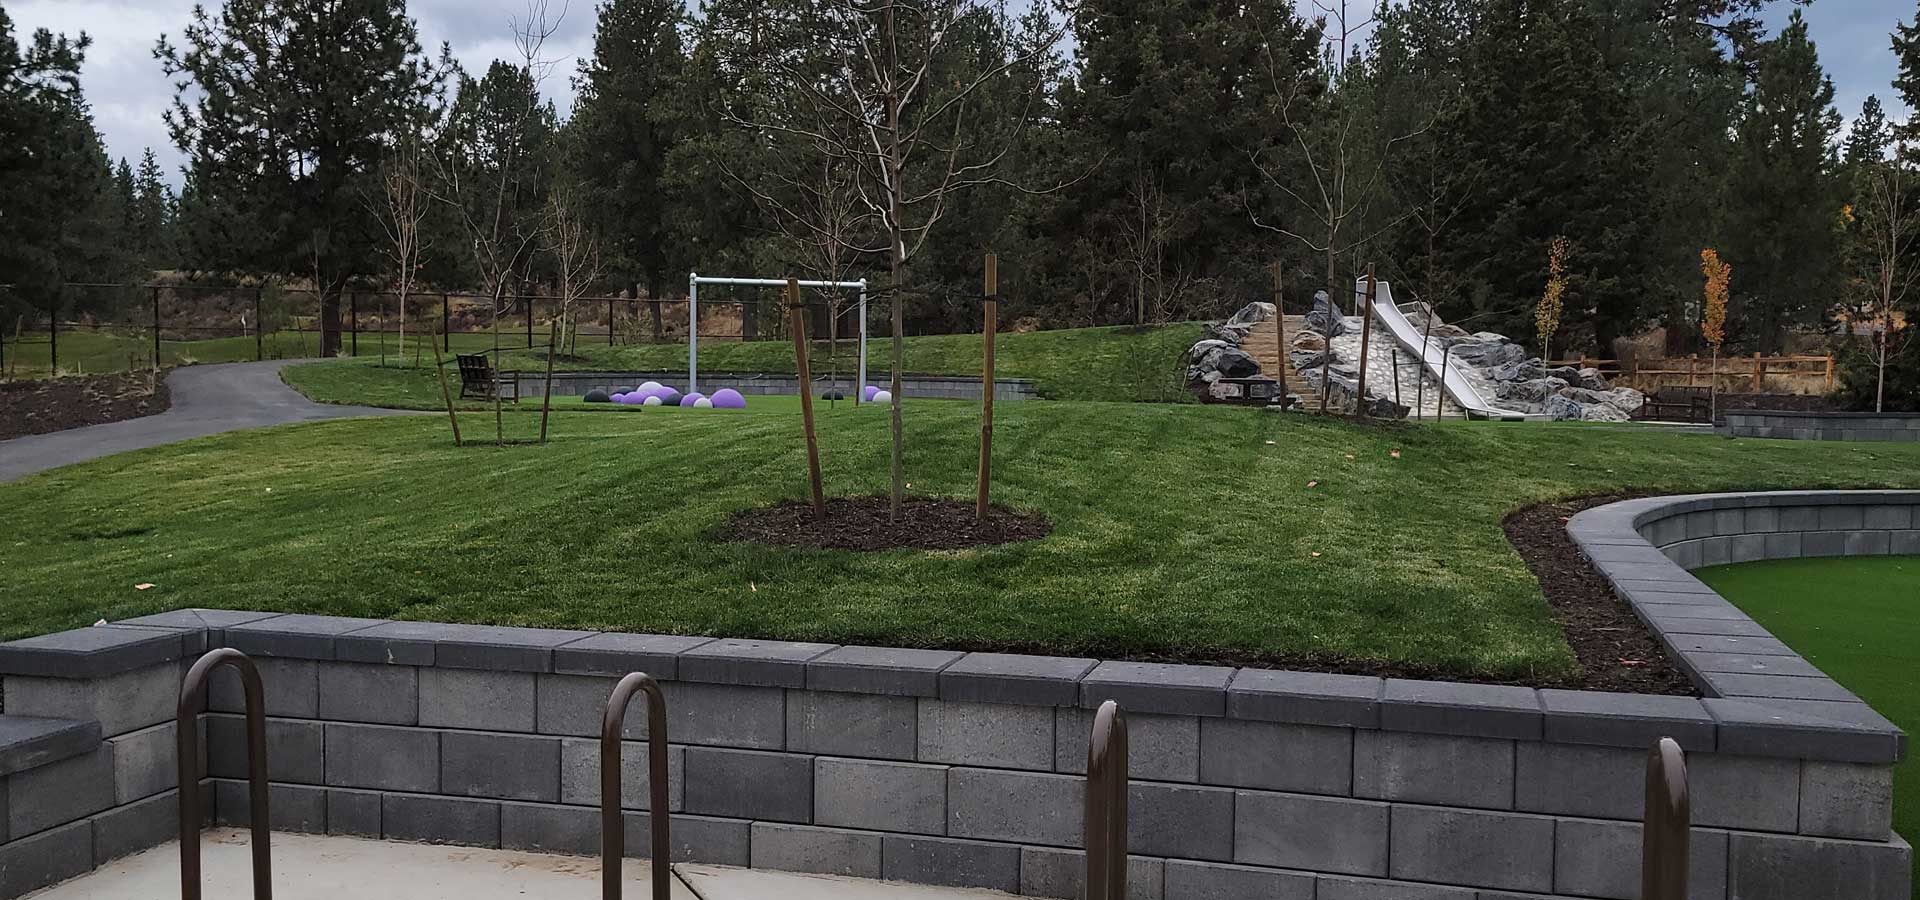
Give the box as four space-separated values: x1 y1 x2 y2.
6 397 1920 683
1695 556 1920 878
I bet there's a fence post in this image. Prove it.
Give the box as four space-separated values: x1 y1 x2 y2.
48 301 57 373
255 288 264 360
349 292 359 357
1643 737 1689 900
442 292 451 344
1826 355 1835 391
608 297 615 346
151 286 162 370
1751 352 1762 392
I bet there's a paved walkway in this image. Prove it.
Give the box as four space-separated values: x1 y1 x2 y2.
0 360 417 483
29 831 1014 899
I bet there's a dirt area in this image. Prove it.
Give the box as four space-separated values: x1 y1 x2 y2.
1502 493 1696 695
0 372 170 440
724 497 1052 551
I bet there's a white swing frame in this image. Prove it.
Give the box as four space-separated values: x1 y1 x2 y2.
687 273 869 399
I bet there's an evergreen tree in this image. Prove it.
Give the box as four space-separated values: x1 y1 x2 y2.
1845 96 1891 170
157 0 444 356
1721 10 1842 351
130 149 179 271
571 0 684 310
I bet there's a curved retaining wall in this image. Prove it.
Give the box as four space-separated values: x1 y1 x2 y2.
1724 410 1920 442
0 491 1913 900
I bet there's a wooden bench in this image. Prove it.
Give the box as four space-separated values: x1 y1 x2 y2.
1634 385 1711 424
456 353 520 403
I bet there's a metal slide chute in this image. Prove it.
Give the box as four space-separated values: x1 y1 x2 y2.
1354 279 1535 421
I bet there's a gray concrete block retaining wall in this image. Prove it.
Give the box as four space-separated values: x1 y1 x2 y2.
509 370 1041 402
1723 410 1920 442
0 495 1912 900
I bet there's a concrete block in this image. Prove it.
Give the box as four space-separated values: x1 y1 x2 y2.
328 620 442 666
1803 530 1849 557
1685 652 1822 677
533 673 622 737
1129 781 1234 862
0 820 92 899
1818 505 1867 531
1728 831 1912 900
322 722 439 792
1380 680 1540 740
499 800 598 855
625 812 752 865
316 661 418 725
380 793 500 847
1863 505 1913 530
224 614 387 659
1742 507 1781 534
1712 508 1744 536
1664 634 1793 656
1779 506 1821 532
209 657 319 717
90 788 179 864
4 663 180 737
1514 742 1642 820
558 737 684 811
1553 819 1726 900
208 714 324 784
1799 761 1894 840
1354 730 1514 810
1703 672 1859 702
682 746 812 823
1847 530 1893 556
1538 689 1716 751
1388 806 1555 893
947 766 1081 846
535 675 784 749
109 721 180 804
814 757 945 835
326 788 381 837
1762 532 1803 559
1315 875 1474 899
118 608 279 640
434 624 599 672
1020 846 1165 900
678 638 836 687
1082 662 1233 716
441 731 560 802
419 668 536 732
1893 530 1920 555
551 632 711 678
0 625 188 679
1061 709 1200 783
1705 698 1901 764
1728 533 1767 563
1235 790 1388 876
938 653 1096 706
1162 859 1316 900
881 834 1021 893
916 699 1054 770
1688 753 1799 832
750 822 883 879
1699 536 1732 566
7 744 113 838
0 716 100 778
1197 718 1351 795
806 646 964 697
786 690 916 759
213 779 327 833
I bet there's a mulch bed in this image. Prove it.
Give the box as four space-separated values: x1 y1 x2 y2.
1502 493 1696 695
724 496 1052 551
0 372 171 441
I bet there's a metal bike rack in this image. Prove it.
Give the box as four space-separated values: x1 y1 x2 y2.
177 648 273 899
602 672 672 900
1643 737 1690 900
1084 700 1128 900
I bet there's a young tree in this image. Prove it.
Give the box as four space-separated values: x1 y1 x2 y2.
720 0 1071 521
1847 138 1918 413
538 184 603 442
368 141 432 369
1535 236 1570 361
1700 248 1731 417
157 0 445 357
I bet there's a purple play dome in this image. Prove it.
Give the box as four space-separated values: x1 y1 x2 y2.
710 388 747 409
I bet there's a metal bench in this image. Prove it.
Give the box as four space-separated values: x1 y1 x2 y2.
455 353 519 403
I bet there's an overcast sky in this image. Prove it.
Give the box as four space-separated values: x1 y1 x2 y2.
7 0 1913 186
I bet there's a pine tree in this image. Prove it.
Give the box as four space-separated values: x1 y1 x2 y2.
131 149 178 271
571 0 684 310
1845 96 1891 170
1721 10 1843 352
156 0 444 356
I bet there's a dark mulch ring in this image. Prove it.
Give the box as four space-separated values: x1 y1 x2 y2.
724 496 1052 551
0 372 171 441
1503 492 1697 696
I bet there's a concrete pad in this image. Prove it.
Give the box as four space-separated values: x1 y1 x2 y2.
678 863 1020 899
27 829 696 899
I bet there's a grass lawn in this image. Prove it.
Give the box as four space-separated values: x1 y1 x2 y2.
6 398 1920 681
1695 556 1920 873
280 323 1200 408
3 327 548 379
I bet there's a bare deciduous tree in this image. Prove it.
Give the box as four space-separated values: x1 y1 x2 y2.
1851 141 1918 413
539 184 602 443
367 141 432 369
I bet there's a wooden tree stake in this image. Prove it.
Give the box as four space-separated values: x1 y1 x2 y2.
789 278 827 519
1270 260 1289 403
429 325 462 447
978 253 998 522
1354 265 1377 416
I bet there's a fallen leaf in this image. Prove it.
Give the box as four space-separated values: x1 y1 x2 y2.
1343 453 1354 460
1264 440 1276 446
1306 480 1319 488
1389 449 1402 459
134 583 155 591
1310 551 1322 558
93 619 108 626
750 583 757 592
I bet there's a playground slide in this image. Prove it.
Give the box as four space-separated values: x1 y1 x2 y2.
1355 280 1535 421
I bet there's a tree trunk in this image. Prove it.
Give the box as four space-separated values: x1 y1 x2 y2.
647 273 665 342
885 54 907 523
319 286 343 357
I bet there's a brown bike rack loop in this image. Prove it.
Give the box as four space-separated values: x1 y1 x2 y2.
603 672 672 900
1643 736 1691 900
1084 700 1128 900
177 648 273 899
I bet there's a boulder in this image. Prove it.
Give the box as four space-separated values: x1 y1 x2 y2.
1226 301 1276 330
1186 339 1261 385
1305 290 1350 337
1496 376 1569 408
1576 367 1611 391
1493 359 1547 383
1448 338 1526 369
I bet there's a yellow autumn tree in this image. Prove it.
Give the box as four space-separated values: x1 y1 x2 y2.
1534 236 1571 360
1701 248 1732 413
